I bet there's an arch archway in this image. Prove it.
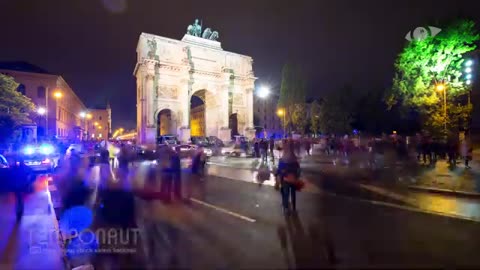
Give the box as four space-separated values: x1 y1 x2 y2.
229 113 238 138
156 109 176 137
190 90 206 137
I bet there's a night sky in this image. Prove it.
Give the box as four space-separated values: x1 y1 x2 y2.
1 0 480 130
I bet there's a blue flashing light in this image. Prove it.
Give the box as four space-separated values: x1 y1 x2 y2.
39 144 54 155
23 146 35 155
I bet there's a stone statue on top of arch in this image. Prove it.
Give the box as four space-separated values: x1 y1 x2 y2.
187 19 202 37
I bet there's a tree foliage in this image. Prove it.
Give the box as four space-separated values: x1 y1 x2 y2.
310 100 321 135
292 104 307 134
278 63 307 132
387 19 479 136
319 85 355 134
0 74 36 142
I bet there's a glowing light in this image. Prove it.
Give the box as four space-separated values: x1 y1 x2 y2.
467 80 472 85
466 74 473 80
37 107 46 115
465 67 472 73
94 122 99 126
465 60 474 67
86 113 92 119
79 112 86 118
39 144 55 155
277 109 285 116
436 84 445 92
53 91 63 99
257 86 270 99
23 146 35 155
41 158 51 164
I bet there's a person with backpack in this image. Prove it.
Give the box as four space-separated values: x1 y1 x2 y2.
276 140 302 215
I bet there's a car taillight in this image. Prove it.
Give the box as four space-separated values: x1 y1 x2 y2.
41 158 51 164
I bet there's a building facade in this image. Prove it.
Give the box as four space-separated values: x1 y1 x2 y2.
0 62 87 141
86 104 112 140
253 93 283 138
134 21 256 144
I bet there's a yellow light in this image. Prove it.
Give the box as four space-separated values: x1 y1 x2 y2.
436 84 445 92
53 91 63 99
393 130 397 134
86 113 92 119
94 122 99 126
98 126 102 129
277 109 285 116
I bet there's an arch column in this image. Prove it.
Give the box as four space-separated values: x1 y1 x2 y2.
144 61 157 144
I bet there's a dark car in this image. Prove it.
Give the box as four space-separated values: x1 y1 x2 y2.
20 144 60 172
157 135 178 145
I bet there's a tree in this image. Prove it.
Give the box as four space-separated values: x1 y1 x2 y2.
0 74 36 142
318 85 355 134
310 100 321 135
292 104 307 134
278 63 307 132
387 19 479 136
0 115 15 144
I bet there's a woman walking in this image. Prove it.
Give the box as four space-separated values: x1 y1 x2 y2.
276 140 301 215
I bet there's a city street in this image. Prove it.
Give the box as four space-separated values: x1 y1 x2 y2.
1 157 480 268
103 163 480 268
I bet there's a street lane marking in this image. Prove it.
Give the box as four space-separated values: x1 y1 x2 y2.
190 198 256 223
324 191 480 223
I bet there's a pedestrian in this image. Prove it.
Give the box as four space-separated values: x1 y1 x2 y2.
254 140 260 158
260 139 268 163
171 148 182 200
269 136 275 162
304 138 311 156
10 157 33 221
117 143 131 188
461 138 473 169
276 140 301 215
157 146 173 202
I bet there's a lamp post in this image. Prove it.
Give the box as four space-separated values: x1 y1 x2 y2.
256 86 270 138
45 88 63 137
277 108 286 137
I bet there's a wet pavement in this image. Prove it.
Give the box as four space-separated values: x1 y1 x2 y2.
0 176 65 270
206 155 480 222
3 158 480 269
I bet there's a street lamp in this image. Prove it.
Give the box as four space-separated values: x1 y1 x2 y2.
53 91 63 99
436 83 447 134
256 86 270 137
277 108 286 137
37 107 46 115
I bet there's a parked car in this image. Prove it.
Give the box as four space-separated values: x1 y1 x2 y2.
157 135 179 145
0 154 36 193
20 144 60 172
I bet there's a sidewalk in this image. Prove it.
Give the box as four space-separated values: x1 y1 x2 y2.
408 160 480 197
0 190 65 270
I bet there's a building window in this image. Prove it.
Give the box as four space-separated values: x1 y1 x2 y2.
17 84 26 95
37 86 46 98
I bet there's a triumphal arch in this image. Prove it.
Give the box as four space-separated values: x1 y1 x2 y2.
134 19 256 144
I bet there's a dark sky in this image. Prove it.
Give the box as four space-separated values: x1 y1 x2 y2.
1 0 480 130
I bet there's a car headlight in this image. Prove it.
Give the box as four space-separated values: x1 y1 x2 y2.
39 144 54 155
23 146 35 155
